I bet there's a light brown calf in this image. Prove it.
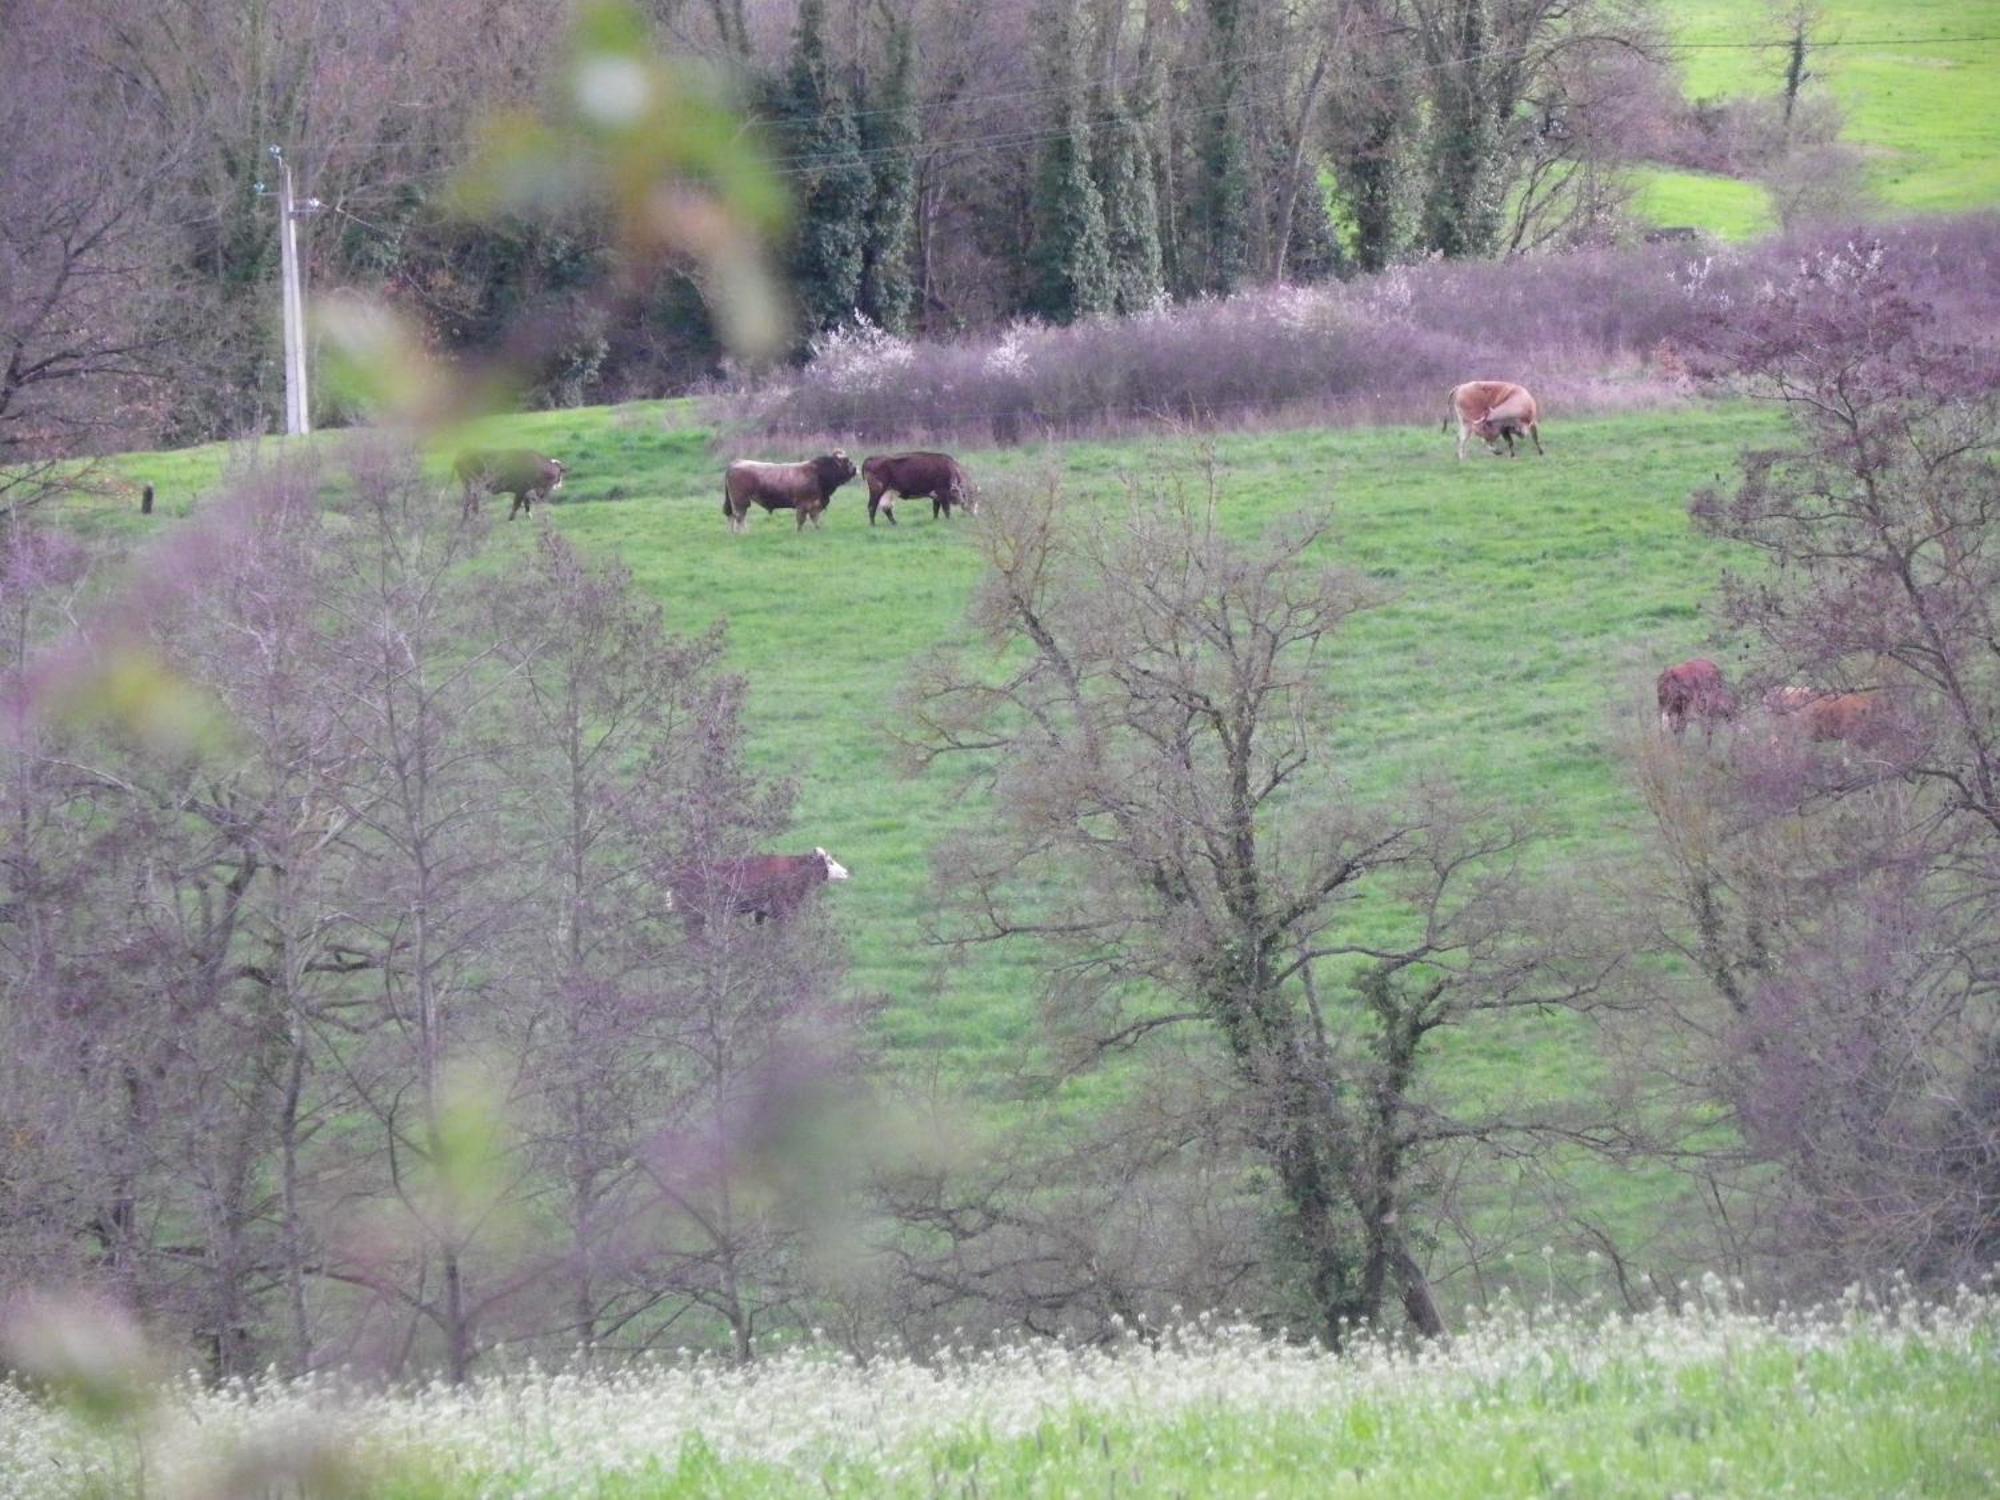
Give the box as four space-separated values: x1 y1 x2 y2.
1444 381 1544 461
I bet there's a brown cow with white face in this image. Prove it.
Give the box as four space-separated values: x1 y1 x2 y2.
665 847 851 925
456 449 567 519
1444 381 1544 461
723 452 858 533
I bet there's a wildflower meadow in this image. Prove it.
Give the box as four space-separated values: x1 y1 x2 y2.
3 1282 1994 1498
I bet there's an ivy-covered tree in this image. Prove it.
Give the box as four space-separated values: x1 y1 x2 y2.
1418 0 1503 258
784 0 871 340
1094 93 1165 315
1028 0 1114 323
1198 0 1255 294
856 11 919 333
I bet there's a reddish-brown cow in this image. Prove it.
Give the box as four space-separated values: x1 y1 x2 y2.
1444 381 1544 461
666 847 851 925
722 453 858 533
1657 658 1735 736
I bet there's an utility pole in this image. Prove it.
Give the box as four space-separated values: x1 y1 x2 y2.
266 147 324 436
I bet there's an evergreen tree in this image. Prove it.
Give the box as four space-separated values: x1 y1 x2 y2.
785 0 870 340
1094 95 1165 315
1199 0 1254 294
1419 0 1502 258
857 13 919 333
1028 0 1114 323
1274 150 1345 284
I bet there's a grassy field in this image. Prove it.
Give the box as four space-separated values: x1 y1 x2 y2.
7 1288 1995 1496
1628 166 1775 239
1661 0 2000 222
87 399 1771 1093
62 395 1789 1304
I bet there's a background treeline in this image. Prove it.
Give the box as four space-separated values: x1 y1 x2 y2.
4 0 1709 457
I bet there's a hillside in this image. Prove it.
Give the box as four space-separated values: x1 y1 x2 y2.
91 401 1771 1147
1652 0 2000 232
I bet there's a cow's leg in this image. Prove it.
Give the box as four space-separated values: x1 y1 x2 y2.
461 483 479 519
1529 421 1544 456
1456 420 1470 462
880 492 898 526
510 491 527 520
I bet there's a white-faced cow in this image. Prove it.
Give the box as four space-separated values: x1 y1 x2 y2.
1444 381 1544 461
862 452 975 526
723 453 858 533
666 847 851 925
1657 659 1735 737
455 449 567 519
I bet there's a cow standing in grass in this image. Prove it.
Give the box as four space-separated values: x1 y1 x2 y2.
666 847 851 924
863 452 975 525
723 452 858 533
1444 381 1544 460
455 449 567 519
1767 687 1886 746
1657 659 1735 738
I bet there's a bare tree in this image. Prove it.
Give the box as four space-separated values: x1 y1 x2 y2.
901 460 1608 1342
1631 246 2000 1293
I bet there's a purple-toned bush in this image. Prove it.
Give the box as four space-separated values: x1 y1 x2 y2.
723 216 2000 445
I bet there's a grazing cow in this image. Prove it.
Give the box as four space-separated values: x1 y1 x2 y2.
455 449 567 519
1444 381 1544 461
1657 659 1735 737
666 847 851 924
862 451 975 526
722 452 858 533
1765 687 1884 745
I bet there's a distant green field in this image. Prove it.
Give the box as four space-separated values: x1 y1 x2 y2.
70 397 1786 1294
1629 166 1775 240
1663 0 2000 219
91 399 1770 1091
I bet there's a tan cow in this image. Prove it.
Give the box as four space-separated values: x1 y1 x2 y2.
1765 687 1883 745
1444 381 1544 461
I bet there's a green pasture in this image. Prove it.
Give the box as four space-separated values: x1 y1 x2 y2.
89 399 1772 1087
1663 0 2000 218
1628 166 1775 240
71 398 1783 1294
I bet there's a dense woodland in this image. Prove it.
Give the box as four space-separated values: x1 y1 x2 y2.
0 0 1861 459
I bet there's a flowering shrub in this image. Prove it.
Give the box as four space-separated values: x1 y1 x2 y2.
4 1279 1995 1497
726 216 2000 446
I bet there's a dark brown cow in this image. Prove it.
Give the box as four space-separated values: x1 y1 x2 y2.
666 847 851 924
1444 381 1544 461
722 453 857 533
1657 659 1735 737
862 452 974 526
456 449 567 519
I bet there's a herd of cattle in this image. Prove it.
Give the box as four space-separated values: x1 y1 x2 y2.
454 379 1546 529
450 378 1861 924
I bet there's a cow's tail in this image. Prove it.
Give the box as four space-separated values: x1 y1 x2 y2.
1441 388 1455 433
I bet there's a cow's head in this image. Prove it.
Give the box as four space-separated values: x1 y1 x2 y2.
547 459 567 492
814 451 858 492
813 846 851 882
